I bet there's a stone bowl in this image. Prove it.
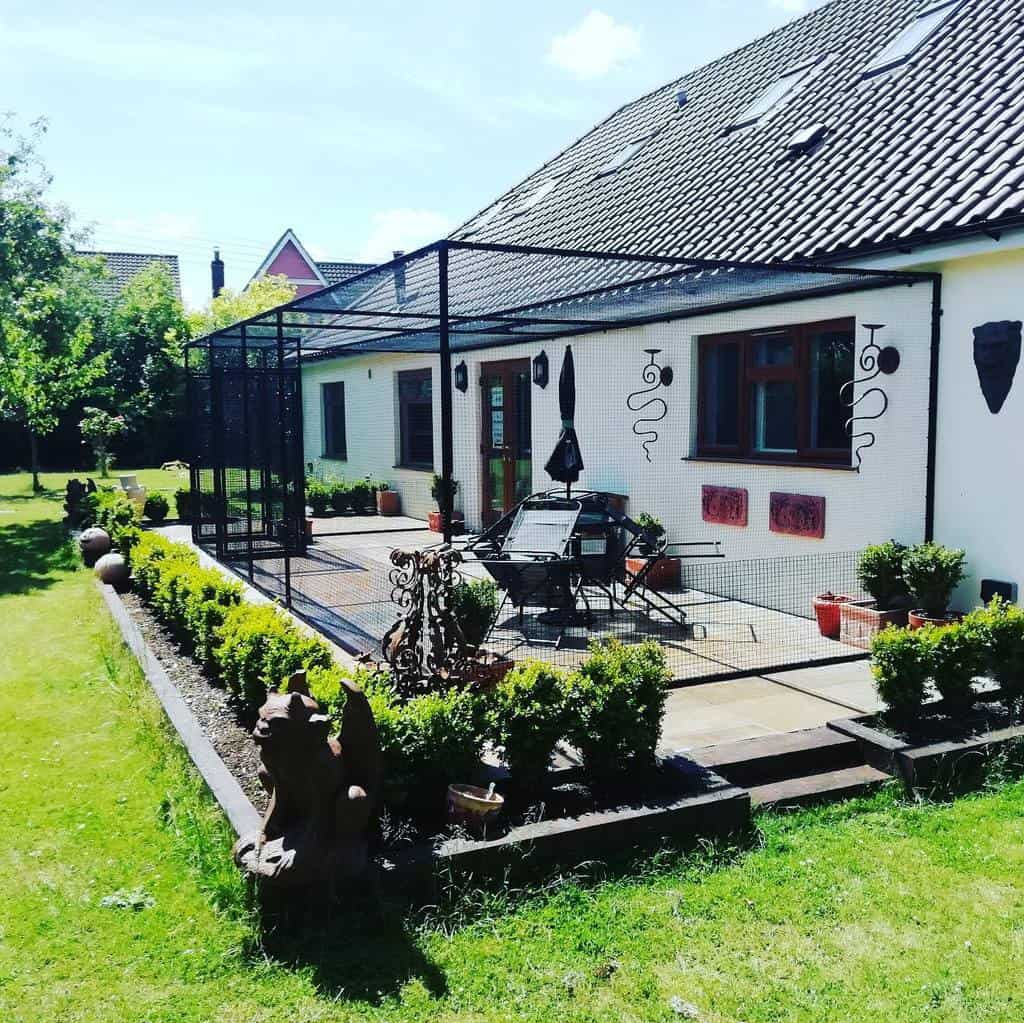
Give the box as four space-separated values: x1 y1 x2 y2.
94 552 131 592
79 527 111 567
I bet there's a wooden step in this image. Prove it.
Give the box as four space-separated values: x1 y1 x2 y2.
687 726 862 787
748 764 891 809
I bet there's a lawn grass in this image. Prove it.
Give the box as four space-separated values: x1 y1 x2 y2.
2 469 1024 1022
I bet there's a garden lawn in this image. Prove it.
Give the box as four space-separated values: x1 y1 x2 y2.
2 469 1024 1023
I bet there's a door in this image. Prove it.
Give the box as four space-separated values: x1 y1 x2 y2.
480 359 532 525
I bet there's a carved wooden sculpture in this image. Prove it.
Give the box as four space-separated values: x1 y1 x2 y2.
233 670 381 890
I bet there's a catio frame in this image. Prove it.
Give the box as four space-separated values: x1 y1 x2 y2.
184 239 939 643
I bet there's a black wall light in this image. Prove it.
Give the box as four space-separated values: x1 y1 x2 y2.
532 350 549 388
454 361 468 393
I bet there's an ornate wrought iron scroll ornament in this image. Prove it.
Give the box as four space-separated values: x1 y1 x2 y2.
626 349 673 463
840 323 900 471
381 547 473 697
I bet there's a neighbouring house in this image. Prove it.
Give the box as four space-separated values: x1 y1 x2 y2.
246 228 374 298
209 0 1023 610
77 251 182 302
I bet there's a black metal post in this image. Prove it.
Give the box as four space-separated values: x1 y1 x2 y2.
277 310 293 607
240 325 255 579
924 274 943 542
438 243 455 544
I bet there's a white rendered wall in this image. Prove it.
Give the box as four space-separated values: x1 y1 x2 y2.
302 281 934 560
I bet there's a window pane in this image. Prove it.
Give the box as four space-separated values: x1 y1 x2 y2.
751 380 798 453
809 328 855 450
406 404 433 465
703 343 740 446
322 382 345 458
752 334 794 367
398 370 433 467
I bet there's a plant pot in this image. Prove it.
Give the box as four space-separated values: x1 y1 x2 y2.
304 517 314 541
839 600 909 649
813 593 854 639
908 609 962 630
377 490 401 516
625 555 679 590
428 510 465 534
446 783 503 835
468 651 514 690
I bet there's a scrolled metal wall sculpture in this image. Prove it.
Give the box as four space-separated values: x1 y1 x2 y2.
626 348 673 463
381 547 473 697
841 323 900 471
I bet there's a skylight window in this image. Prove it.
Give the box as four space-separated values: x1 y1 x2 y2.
512 178 558 214
597 133 655 176
459 199 507 237
729 58 824 129
861 1 961 77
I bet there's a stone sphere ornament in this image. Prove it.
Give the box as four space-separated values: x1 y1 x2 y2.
94 552 130 591
79 527 111 567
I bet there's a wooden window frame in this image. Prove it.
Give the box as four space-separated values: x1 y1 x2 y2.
397 368 434 471
696 317 855 467
321 381 347 460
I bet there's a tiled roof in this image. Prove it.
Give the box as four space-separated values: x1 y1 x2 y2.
316 260 376 286
78 251 182 302
455 0 1024 263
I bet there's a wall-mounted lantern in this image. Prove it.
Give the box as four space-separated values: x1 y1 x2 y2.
532 350 549 388
454 361 468 393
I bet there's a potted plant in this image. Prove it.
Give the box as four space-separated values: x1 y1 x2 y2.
451 579 511 687
306 480 332 517
903 542 967 628
625 512 678 590
429 474 464 534
840 541 910 649
376 481 401 516
143 493 169 524
329 480 350 514
348 479 374 515
812 591 854 640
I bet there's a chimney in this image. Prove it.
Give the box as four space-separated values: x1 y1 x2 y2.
392 249 406 304
211 248 225 298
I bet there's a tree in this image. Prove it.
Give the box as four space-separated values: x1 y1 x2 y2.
0 118 107 489
186 275 296 338
79 406 126 477
102 261 189 463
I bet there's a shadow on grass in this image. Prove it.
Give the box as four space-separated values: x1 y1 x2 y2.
0 518 80 596
256 894 448 1003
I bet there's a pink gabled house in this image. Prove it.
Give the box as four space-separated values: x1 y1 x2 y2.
247 228 374 298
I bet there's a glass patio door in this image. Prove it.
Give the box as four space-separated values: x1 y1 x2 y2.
480 359 532 525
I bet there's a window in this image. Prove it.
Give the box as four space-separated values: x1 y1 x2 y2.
729 58 825 129
397 368 433 470
697 319 855 465
459 199 507 238
512 178 558 214
862 1 961 77
597 133 656 176
321 382 346 459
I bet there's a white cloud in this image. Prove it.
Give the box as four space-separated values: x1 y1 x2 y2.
106 212 203 243
768 0 821 12
547 11 641 79
357 209 453 264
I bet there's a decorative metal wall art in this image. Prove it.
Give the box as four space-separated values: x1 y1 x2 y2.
769 492 826 539
626 348 673 462
841 323 900 470
454 361 469 393
973 321 1022 414
532 350 549 388
701 485 748 527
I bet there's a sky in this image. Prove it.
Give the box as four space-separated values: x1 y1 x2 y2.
1 0 826 309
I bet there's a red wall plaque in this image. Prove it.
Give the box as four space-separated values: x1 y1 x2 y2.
701 485 748 527
769 492 826 539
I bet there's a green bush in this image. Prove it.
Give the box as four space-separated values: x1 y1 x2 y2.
306 480 332 516
923 622 982 714
174 487 193 522
487 661 567 788
82 488 139 534
857 541 907 611
452 578 498 649
329 480 351 513
144 493 169 523
903 542 967 617
963 597 1024 709
132 531 197 599
870 627 930 725
348 480 373 515
564 639 669 783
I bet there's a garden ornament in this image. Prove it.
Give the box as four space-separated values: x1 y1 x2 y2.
64 477 96 528
93 551 129 590
79 526 111 566
973 321 1021 414
233 670 381 890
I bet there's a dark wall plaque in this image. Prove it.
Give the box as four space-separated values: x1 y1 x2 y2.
769 492 826 539
973 320 1021 414
701 485 748 527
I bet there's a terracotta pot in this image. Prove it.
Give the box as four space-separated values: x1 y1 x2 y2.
812 592 854 639
446 783 503 835
376 490 401 516
469 651 514 690
304 517 314 541
625 555 679 590
428 510 465 534
908 609 962 630
839 601 909 649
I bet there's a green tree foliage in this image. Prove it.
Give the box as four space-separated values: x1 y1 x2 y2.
0 118 107 488
185 275 296 339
